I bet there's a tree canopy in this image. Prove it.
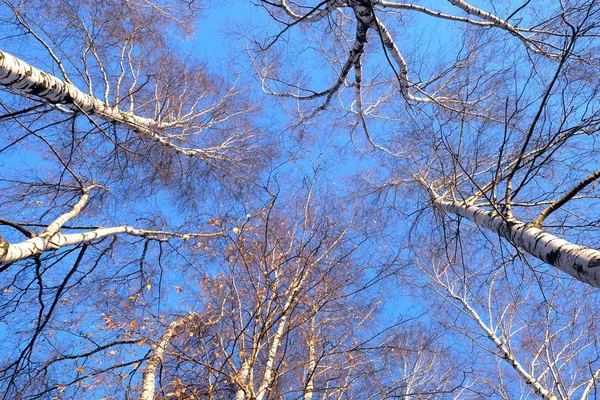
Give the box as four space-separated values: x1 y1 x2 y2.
1 0 600 399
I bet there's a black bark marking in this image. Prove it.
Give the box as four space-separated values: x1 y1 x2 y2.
532 229 548 248
588 257 600 269
546 249 560 266
574 262 585 276
27 81 51 97
2 75 22 86
60 93 74 105
505 219 519 227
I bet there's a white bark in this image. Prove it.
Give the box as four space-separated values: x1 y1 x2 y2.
449 291 557 400
0 49 212 158
0 50 156 125
0 226 220 264
374 0 494 26
303 317 317 400
255 313 289 400
434 197 600 288
446 0 553 57
235 360 252 400
281 0 345 22
0 187 221 264
580 367 600 399
140 313 198 400
43 188 92 236
0 186 94 262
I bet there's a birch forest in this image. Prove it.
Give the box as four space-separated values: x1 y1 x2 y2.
1 0 600 398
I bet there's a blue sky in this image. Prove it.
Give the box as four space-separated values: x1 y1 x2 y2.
2 0 600 398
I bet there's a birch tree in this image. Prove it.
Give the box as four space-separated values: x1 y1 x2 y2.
0 0 264 260
252 0 600 396
127 180 460 400
6 0 600 398
398 219 600 399
0 0 263 398
253 0 600 287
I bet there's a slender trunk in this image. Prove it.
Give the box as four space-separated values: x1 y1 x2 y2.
0 226 220 264
435 197 600 288
0 49 206 157
140 314 197 400
255 265 314 400
255 313 288 400
303 317 317 400
235 360 251 400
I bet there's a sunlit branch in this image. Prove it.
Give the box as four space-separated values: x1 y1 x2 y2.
424 180 600 288
369 15 457 103
442 283 557 400
580 366 600 399
0 186 223 265
0 49 242 160
280 0 345 22
141 313 200 400
534 168 600 228
446 0 558 57
374 0 495 27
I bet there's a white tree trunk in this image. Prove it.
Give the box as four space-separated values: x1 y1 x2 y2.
235 360 252 400
0 49 208 157
255 313 288 400
303 317 317 400
0 186 220 264
0 225 221 263
0 50 157 126
140 314 198 400
434 197 600 288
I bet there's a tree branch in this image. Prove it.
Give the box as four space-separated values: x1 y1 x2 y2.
533 168 600 228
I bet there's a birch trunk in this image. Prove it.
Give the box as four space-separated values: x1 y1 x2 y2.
0 50 157 126
255 313 289 400
235 360 252 400
303 317 317 400
0 225 220 264
0 49 206 157
434 197 600 288
0 186 220 264
140 314 198 400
